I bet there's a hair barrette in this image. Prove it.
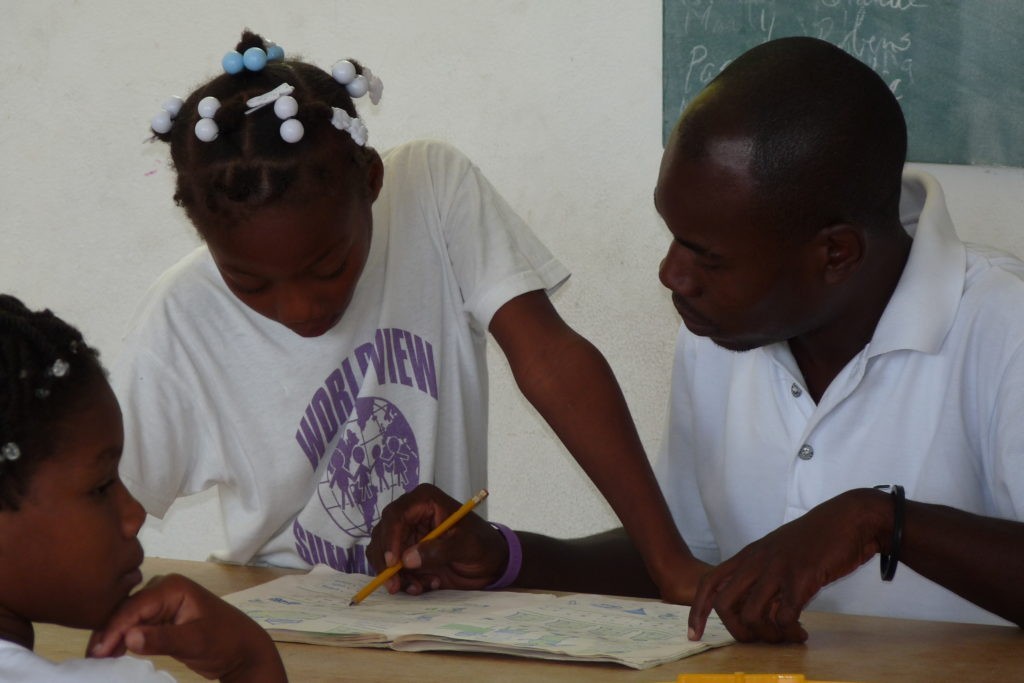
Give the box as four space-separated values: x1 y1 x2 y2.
331 108 368 146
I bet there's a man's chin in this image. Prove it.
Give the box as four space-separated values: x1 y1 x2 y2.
707 335 761 353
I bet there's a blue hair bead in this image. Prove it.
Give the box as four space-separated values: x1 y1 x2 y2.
243 47 268 71
267 44 285 61
222 51 244 75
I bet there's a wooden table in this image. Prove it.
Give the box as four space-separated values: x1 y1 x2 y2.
35 558 1023 682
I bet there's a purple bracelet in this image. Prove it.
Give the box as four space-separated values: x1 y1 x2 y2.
484 522 522 590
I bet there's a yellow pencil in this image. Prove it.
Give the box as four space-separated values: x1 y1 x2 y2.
349 488 489 606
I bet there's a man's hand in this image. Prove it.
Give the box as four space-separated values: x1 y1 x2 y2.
688 488 891 643
367 483 509 595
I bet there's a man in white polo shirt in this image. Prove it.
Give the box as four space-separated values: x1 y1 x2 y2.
366 37 1024 643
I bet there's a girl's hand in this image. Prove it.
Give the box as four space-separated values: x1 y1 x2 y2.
89 573 287 683
367 483 509 595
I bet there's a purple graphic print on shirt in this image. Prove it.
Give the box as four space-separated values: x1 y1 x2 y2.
291 327 437 573
318 396 420 535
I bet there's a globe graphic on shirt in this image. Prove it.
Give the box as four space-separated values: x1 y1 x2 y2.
317 396 420 535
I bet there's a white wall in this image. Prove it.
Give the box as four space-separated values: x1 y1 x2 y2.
2 2 1022 560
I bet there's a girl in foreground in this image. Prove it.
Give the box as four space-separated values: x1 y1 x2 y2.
0 294 286 682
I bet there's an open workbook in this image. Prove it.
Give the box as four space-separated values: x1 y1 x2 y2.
222 566 733 670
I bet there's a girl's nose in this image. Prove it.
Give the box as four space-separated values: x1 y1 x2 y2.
118 482 147 539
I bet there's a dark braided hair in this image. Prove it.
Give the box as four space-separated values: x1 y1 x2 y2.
0 294 105 510
152 30 379 237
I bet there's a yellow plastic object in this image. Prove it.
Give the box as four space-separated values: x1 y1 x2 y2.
667 675 858 683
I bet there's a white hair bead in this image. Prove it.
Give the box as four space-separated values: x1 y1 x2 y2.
345 75 369 98
274 95 299 119
151 110 173 134
162 97 184 116
279 118 304 143
195 117 219 142
197 96 221 119
331 60 357 84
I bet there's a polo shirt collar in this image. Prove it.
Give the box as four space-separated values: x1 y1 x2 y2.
868 169 966 357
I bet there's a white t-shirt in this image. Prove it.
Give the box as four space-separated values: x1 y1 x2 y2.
0 640 174 683
114 140 569 571
656 170 1024 625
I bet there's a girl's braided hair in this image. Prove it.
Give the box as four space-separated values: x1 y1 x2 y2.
153 30 378 237
0 294 105 510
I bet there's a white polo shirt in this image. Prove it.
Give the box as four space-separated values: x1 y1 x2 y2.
656 170 1024 625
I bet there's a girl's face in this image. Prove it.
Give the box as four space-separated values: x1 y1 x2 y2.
0 379 145 639
205 169 381 338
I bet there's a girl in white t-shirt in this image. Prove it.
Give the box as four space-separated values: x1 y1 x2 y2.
0 294 287 682
118 29 699 599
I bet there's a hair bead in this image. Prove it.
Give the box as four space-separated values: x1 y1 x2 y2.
49 359 69 378
279 118 304 143
1 443 19 462
222 50 244 74
273 95 299 119
197 96 221 119
195 117 219 142
150 96 184 135
331 60 357 84
151 110 174 135
242 46 268 71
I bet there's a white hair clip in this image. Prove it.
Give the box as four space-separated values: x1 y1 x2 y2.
245 83 304 143
194 96 220 142
245 83 294 113
331 60 384 105
363 67 383 105
1 442 20 462
331 107 368 146
151 96 184 135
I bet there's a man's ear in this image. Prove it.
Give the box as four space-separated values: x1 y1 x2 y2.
814 223 865 285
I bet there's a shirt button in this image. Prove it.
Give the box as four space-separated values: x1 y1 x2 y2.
798 444 814 460
790 383 803 398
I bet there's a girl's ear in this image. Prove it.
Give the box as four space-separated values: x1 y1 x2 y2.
814 223 865 285
367 151 384 203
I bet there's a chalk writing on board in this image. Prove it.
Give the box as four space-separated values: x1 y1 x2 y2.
666 0 923 117
663 0 1024 166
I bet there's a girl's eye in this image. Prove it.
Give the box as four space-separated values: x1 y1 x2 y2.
227 275 270 294
315 260 348 280
93 478 117 497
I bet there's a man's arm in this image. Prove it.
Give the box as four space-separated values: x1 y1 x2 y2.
688 488 1024 644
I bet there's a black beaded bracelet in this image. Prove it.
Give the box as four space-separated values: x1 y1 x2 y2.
874 484 905 581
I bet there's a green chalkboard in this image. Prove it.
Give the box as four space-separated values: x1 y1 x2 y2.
663 1 1024 166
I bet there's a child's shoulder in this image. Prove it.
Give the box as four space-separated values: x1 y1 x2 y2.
120 245 234 340
0 639 174 682
381 139 477 174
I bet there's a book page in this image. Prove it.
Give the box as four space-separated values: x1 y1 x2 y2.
388 592 734 669
223 565 733 669
223 566 552 644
